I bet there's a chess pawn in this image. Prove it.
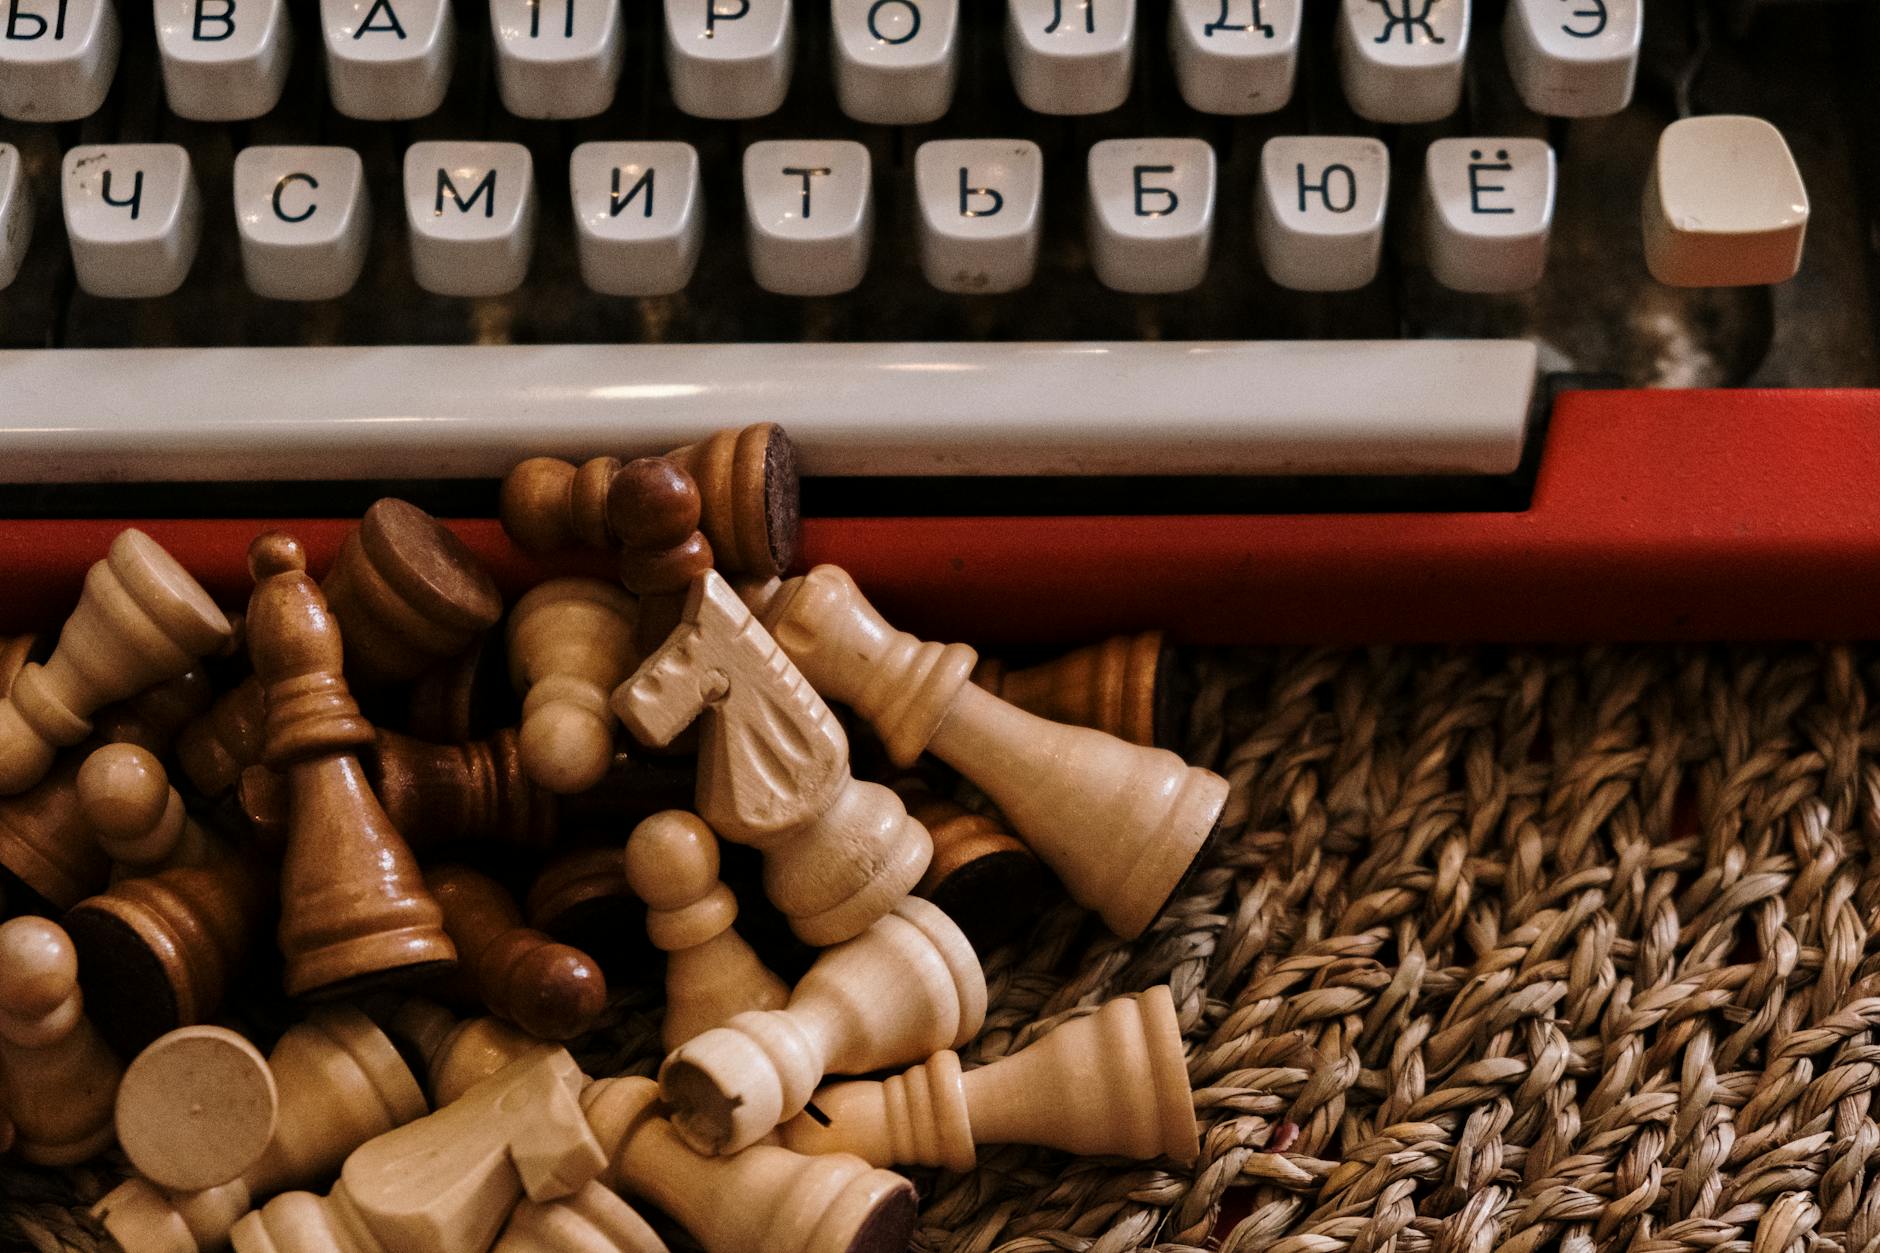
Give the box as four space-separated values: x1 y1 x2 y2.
624 811 787 1049
658 895 985 1156
427 865 608 1041
502 455 626 553
0 529 233 796
612 572 933 946
582 1077 915 1253
247 532 456 999
608 458 713 659
320 498 504 691
972 630 1172 748
776 984 1198 1170
901 784 1054 953
79 742 218 874
177 675 267 799
496 1184 669 1253
749 566 1230 940
115 1026 281 1193
508 579 639 795
0 917 122 1164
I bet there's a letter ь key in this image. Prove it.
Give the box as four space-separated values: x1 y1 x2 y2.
154 0 292 119
0 0 120 121
322 0 455 119
403 141 536 297
915 138 1043 294
62 145 202 298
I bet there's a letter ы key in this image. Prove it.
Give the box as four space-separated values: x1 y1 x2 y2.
0 0 120 121
1169 0 1300 116
743 139 873 297
321 0 454 119
1504 0 1640 118
1336 0 1469 124
489 0 623 118
570 141 703 297
1085 139 1215 294
1643 114 1808 288
235 147 370 301
664 0 793 120
1257 135 1389 292
403 141 537 297
1423 138 1555 294
62 145 202 299
0 145 30 290
915 138 1043 295
154 0 291 120
832 0 958 125
1005 0 1134 116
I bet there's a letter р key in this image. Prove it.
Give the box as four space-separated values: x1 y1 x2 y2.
154 0 292 120
665 0 793 119
62 144 202 299
0 0 120 121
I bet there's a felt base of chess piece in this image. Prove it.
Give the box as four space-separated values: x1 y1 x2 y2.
116 1026 281 1193
664 423 799 579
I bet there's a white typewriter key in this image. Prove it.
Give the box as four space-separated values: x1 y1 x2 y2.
0 145 31 290
0 0 119 121
490 0 623 118
664 0 793 119
1257 136 1389 292
915 139 1042 294
234 146 370 301
322 0 454 119
1643 115 1808 288
1504 0 1641 118
62 145 201 299
1336 0 1468 124
571 141 703 297
1423 138 1555 294
1169 0 1300 116
1086 138 1214 294
1005 0 1134 116
154 0 292 120
403 141 536 297
831 0 958 125
743 140 872 297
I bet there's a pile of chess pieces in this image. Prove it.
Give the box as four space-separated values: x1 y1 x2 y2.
0 423 1228 1253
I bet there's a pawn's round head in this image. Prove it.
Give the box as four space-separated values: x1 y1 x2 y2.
607 458 702 550
0 917 77 1018
247 533 307 583
77 743 170 840
624 811 718 909
519 706 613 795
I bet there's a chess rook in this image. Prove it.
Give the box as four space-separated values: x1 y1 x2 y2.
79 742 218 873
115 1026 280 1193
0 916 122 1165
508 578 640 795
427 865 608 1041
971 630 1172 747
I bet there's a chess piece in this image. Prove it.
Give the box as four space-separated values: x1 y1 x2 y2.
385 1000 558 1107
405 634 516 745
658 895 985 1156
502 455 627 553
972 630 1173 748
900 783 1054 953
626 811 787 1050
116 1026 280 1192
0 634 37 697
609 458 713 659
177 675 268 799
775 985 1198 1170
0 529 233 796
496 1183 669 1253
748 565 1230 940
230 1048 606 1253
508 578 639 795
93 1005 429 1253
321 498 503 691
80 742 218 874
525 848 653 977
612 572 933 946
0 917 122 1165
247 532 455 999
427 865 608 1041
582 1076 914 1253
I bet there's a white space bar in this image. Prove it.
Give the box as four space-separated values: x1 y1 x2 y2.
0 341 1536 482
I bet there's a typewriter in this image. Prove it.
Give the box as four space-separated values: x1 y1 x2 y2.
0 0 1875 644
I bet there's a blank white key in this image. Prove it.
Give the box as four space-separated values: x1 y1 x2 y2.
0 145 31 290
62 145 201 299
1336 0 1468 124
1643 115 1808 288
490 0 623 118
322 0 454 119
831 0 957 124
571 141 703 297
1257 136 1389 292
1168 0 1299 116
744 140 872 297
0 0 119 121
1423 138 1555 294
154 0 292 120
234 146 370 301
915 139 1042 295
1086 138 1214 294
1005 0 1134 116
664 0 792 119
1504 0 1640 117
403 141 536 297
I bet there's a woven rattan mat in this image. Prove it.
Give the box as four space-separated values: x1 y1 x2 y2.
9 643 1880 1253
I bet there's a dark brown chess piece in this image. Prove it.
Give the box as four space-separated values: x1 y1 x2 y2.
899 782 1056 952
610 458 715 658
176 674 267 799
426 866 608 1042
524 847 652 978
971 631 1176 748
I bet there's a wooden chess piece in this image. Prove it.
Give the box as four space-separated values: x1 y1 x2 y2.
658 895 985 1156
116 1026 280 1193
611 572 932 947
502 455 626 553
609 457 713 659
747 565 1230 940
582 1076 914 1253
0 634 37 698
427 865 608 1041
0 529 233 796
405 633 515 745
0 916 122 1165
79 742 218 874
525 848 653 978
775 984 1198 1170
971 630 1173 748
321 498 504 692
625 811 787 1050
508 578 640 795
92 1005 429 1253
177 675 268 799
247 532 456 999
496 1183 669 1253
899 782 1054 953
385 1000 558 1107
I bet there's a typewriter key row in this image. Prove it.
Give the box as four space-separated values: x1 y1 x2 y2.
0 0 1644 125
